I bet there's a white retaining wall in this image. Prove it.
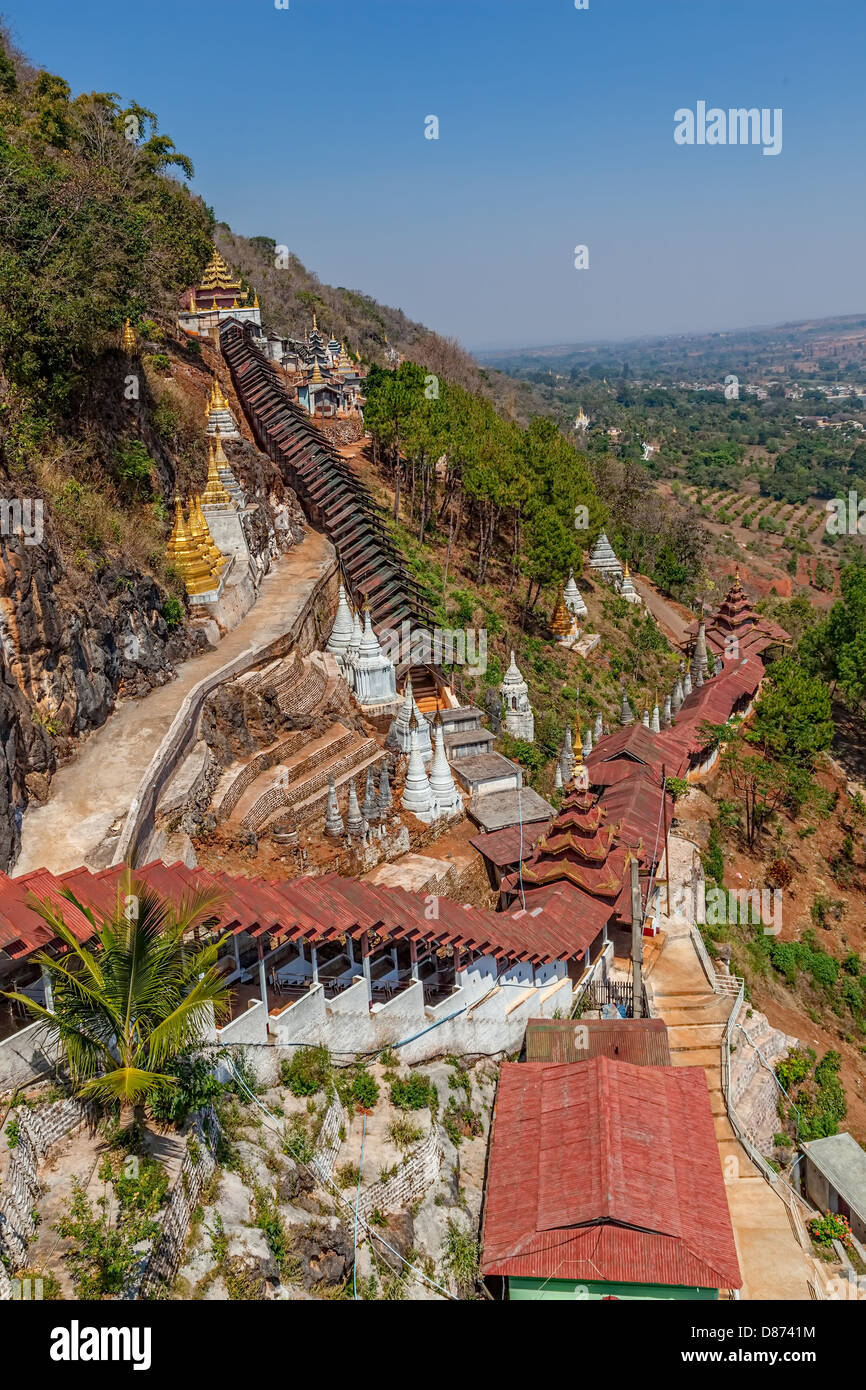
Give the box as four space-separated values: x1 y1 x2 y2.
227 972 573 1083
0 1022 59 1093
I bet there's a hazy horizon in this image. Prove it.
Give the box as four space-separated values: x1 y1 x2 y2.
4 0 865 350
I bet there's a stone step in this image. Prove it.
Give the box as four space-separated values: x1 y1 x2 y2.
658 998 733 1027
666 1026 726 1051
240 732 379 832
283 749 386 830
669 1046 722 1069
232 724 353 823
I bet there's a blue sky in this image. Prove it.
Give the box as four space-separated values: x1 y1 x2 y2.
4 0 865 349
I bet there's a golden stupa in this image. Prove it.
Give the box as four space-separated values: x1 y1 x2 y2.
190 495 226 573
121 318 136 352
551 590 574 638
310 360 324 384
202 442 234 509
337 343 354 374
166 497 216 595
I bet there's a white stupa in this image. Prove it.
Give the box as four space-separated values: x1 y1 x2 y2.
499 651 534 742
587 531 623 584
400 726 437 823
352 606 397 706
619 561 642 605
326 582 355 664
563 570 588 619
386 676 431 758
427 720 462 817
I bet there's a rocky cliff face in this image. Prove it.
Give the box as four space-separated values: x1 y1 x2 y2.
0 528 209 869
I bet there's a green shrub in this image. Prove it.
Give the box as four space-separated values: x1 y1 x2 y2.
390 1073 438 1113
162 596 184 629
350 1071 380 1110
280 1046 331 1097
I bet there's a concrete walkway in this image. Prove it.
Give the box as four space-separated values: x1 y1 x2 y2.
15 531 335 877
647 838 817 1301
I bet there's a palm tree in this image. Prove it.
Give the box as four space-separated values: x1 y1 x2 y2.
4 871 230 1123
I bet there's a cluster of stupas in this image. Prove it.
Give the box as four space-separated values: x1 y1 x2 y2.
283 314 365 420
166 493 227 597
554 711 605 789
615 635 722 734
382 678 462 824
324 762 393 841
204 375 241 440
400 717 463 825
325 582 397 707
164 427 253 598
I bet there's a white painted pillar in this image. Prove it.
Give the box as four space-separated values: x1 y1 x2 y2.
257 940 268 1013
311 947 319 986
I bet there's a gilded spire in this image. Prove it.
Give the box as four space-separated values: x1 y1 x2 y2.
198 248 241 293
166 497 216 595
311 360 324 385
213 425 228 465
202 442 233 509
191 494 225 573
121 318 136 352
189 289 197 313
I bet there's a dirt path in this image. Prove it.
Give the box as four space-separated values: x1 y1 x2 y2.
15 531 335 877
631 574 694 646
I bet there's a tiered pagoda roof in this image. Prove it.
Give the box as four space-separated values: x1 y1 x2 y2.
183 248 247 312
501 775 636 923
684 572 790 662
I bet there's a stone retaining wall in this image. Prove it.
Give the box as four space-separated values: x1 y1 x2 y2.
139 1106 221 1297
216 731 307 820
0 1098 93 1290
242 731 369 830
311 1093 346 1182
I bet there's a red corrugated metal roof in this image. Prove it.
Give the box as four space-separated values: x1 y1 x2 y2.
481 1058 741 1290
469 824 546 868
0 863 605 967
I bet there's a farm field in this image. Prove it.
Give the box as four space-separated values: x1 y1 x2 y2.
655 479 857 605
